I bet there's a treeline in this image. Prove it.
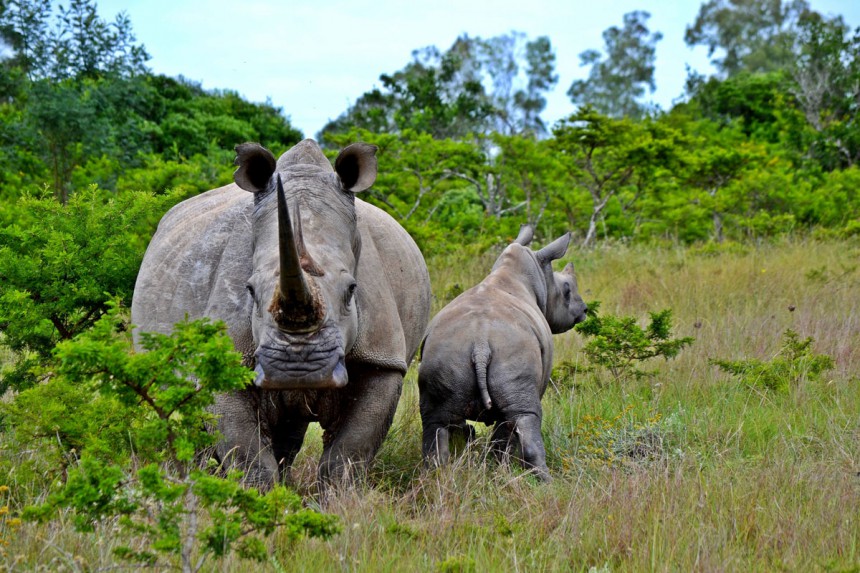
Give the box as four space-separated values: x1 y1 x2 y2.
0 0 858 254
316 3 860 251
0 0 303 205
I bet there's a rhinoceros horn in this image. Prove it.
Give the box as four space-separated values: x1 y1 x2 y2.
276 174 321 330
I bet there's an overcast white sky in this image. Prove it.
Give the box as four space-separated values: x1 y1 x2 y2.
97 0 858 138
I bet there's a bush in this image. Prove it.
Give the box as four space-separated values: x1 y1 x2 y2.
17 304 339 570
711 328 834 390
0 186 181 393
574 303 695 385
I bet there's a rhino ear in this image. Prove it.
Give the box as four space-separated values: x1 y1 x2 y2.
514 224 534 246
536 232 571 264
335 143 378 193
234 142 276 193
562 261 575 276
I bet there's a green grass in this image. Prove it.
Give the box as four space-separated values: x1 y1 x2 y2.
2 237 860 570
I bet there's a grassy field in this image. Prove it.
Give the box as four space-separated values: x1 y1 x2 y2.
2 238 859 571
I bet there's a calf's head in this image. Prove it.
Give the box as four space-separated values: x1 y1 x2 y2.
233 140 377 389
496 230 588 334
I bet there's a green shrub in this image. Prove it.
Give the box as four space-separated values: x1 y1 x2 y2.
18 304 339 570
574 303 695 385
0 186 180 393
711 329 834 390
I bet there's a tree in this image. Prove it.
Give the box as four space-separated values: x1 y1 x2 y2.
476 33 559 135
684 0 810 77
319 38 493 142
319 32 559 142
0 0 151 201
567 11 662 119
789 11 860 169
553 107 670 247
681 120 763 242
684 70 790 141
0 0 150 81
0 187 180 392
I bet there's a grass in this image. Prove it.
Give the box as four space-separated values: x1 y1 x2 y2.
2 237 859 571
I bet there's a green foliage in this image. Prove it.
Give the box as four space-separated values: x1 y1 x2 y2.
711 329 834 390
575 303 695 384
436 555 477 573
568 11 663 119
0 186 180 393
18 306 340 570
319 31 558 142
0 0 150 81
0 1 301 201
684 0 809 76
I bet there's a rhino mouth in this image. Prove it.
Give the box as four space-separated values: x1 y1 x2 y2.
253 324 348 389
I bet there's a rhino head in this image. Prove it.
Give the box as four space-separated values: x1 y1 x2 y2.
534 233 588 333
495 230 588 334
233 139 378 390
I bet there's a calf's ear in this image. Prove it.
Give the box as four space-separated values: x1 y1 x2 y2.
335 143 378 193
562 262 575 276
514 223 534 246
234 143 276 193
536 232 571 264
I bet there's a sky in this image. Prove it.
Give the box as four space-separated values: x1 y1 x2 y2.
97 0 859 139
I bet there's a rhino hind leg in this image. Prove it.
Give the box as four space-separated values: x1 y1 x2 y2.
421 423 451 467
318 365 403 486
512 413 551 482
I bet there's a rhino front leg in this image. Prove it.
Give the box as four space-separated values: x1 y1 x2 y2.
513 413 551 482
271 419 310 484
318 365 403 486
214 389 280 489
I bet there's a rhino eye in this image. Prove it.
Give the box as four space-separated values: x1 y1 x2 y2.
246 283 256 300
344 282 357 307
563 283 571 302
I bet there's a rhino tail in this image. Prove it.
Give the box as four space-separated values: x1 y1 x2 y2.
472 342 492 411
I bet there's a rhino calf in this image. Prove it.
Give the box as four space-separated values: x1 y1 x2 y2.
418 230 587 481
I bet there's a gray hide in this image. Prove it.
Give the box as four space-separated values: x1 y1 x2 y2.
131 139 431 487
417 229 587 481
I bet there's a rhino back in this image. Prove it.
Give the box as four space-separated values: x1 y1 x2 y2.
422 282 553 393
131 183 254 347
351 199 431 368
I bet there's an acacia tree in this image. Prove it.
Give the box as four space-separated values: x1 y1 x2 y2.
492 133 568 228
568 11 662 119
553 107 666 247
325 128 484 223
681 121 762 242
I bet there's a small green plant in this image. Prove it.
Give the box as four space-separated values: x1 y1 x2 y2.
711 329 834 390
436 554 477 573
575 302 695 385
19 303 339 572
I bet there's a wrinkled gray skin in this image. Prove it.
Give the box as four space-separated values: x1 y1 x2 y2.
417 227 587 481
131 139 431 487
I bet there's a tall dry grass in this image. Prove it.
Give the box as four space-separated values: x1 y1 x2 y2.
2 238 858 571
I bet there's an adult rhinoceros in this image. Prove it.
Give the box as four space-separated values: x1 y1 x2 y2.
131 139 431 486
